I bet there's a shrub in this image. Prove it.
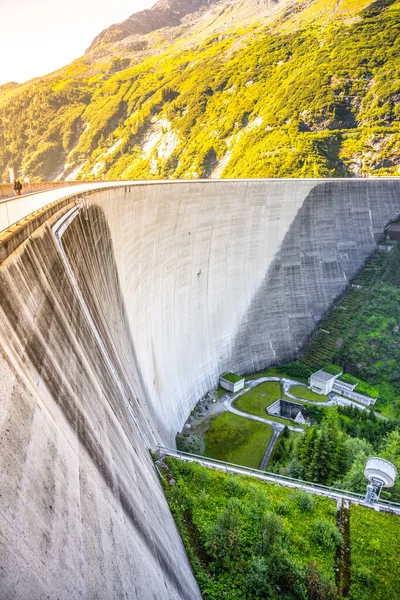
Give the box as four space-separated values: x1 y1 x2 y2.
258 511 283 554
224 475 245 498
279 362 313 380
354 566 377 588
246 556 273 598
291 490 315 512
312 521 343 551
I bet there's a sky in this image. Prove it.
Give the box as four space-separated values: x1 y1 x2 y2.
0 0 155 85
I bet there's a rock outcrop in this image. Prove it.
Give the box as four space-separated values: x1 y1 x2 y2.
87 0 280 51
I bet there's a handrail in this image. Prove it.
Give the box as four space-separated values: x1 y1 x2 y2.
157 446 400 512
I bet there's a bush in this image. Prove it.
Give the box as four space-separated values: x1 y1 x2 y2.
354 566 377 588
224 475 245 498
258 511 283 554
291 490 315 512
312 521 343 551
279 362 313 380
246 556 273 598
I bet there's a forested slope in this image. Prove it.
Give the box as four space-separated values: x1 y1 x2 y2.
0 0 399 181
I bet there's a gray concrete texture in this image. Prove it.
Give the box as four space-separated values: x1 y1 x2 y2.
1 178 400 599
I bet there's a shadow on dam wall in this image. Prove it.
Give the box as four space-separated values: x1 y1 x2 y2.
0 205 202 599
229 180 400 374
62 204 159 440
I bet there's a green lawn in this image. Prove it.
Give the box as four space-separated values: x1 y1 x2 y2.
204 411 273 469
233 381 306 428
233 381 282 417
349 505 400 600
289 385 329 403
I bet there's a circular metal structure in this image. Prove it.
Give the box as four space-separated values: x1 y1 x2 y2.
364 457 397 488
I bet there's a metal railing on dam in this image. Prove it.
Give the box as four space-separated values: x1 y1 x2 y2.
0 181 128 231
0 180 87 201
157 446 400 515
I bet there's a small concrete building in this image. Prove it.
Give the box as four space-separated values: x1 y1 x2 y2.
220 372 245 393
268 399 307 424
385 222 400 241
309 368 343 395
332 375 358 396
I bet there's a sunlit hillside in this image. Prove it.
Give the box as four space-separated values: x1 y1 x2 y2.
0 0 399 181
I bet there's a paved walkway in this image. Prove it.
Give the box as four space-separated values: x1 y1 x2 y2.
222 377 304 470
259 429 280 470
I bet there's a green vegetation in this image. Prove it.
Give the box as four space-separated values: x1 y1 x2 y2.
290 385 329 403
0 0 399 181
270 403 400 502
221 372 243 384
296 408 347 485
164 458 339 599
269 427 302 472
338 373 359 386
350 504 400 600
322 365 343 376
301 247 400 418
203 411 273 468
233 381 282 416
246 362 313 383
233 381 307 427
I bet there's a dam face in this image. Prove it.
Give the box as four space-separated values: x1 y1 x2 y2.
0 179 399 598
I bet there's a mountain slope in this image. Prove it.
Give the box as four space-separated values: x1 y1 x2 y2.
0 0 399 182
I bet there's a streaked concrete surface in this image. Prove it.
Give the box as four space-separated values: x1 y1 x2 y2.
1 178 400 598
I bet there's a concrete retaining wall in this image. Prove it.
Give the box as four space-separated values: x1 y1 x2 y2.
1 178 400 598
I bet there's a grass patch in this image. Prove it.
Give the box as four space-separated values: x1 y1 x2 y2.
221 372 243 384
290 385 330 403
204 411 273 469
233 382 307 428
338 373 359 386
350 504 400 600
245 362 312 383
233 381 282 417
323 364 343 376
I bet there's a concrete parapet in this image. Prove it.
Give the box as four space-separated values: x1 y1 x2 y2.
0 180 85 200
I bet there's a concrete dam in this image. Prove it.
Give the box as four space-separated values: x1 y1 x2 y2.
1 178 399 599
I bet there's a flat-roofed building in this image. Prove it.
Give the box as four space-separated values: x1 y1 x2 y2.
308 368 343 395
220 372 245 393
333 375 358 396
385 222 400 241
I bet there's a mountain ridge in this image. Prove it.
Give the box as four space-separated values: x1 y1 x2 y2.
0 0 399 182
87 0 282 53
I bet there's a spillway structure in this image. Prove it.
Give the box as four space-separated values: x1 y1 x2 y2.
1 178 399 599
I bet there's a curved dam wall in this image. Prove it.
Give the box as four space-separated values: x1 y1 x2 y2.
78 179 399 444
0 178 399 598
